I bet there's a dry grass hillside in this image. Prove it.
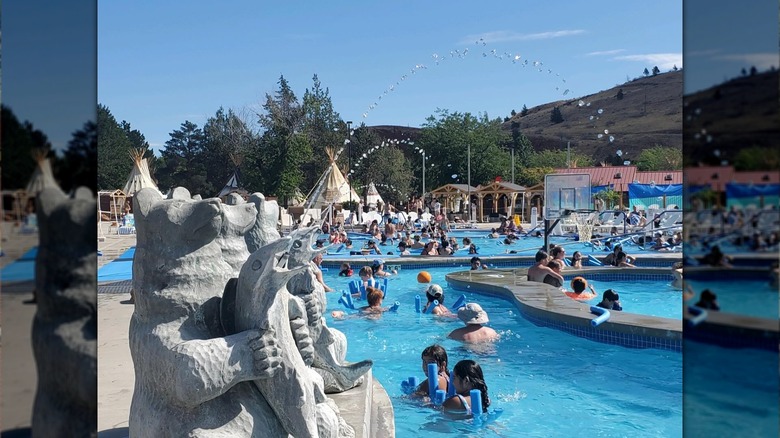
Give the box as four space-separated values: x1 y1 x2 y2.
506 70 683 164
682 69 779 166
368 70 683 166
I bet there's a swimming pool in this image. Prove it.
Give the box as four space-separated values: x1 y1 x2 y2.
566 278 681 319
683 340 779 437
686 279 778 320
322 232 660 258
323 268 682 437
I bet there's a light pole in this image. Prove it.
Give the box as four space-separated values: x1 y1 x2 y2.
346 120 352 208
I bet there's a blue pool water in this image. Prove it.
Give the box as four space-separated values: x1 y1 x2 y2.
323 232 634 258
569 279 681 319
322 268 682 437
686 280 778 319
683 340 779 437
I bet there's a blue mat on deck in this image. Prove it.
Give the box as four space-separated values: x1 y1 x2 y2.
97 247 135 282
1 247 38 282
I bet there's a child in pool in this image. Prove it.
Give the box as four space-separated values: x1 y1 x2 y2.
338 262 353 277
413 344 450 397
422 284 452 316
442 360 490 415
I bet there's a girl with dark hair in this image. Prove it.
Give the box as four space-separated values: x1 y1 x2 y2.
443 360 490 414
413 344 450 397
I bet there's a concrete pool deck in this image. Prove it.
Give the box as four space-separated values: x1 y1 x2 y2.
446 267 683 351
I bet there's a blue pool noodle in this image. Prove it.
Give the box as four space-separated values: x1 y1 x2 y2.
360 283 367 300
434 389 446 406
470 389 483 416
589 305 610 326
587 254 604 266
451 294 467 310
389 301 400 312
415 295 422 313
687 306 708 326
427 363 438 398
401 376 419 394
446 371 456 398
425 300 439 314
349 280 360 296
338 293 354 310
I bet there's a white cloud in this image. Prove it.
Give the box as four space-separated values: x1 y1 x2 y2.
714 53 778 70
613 53 682 70
461 29 586 45
584 49 626 57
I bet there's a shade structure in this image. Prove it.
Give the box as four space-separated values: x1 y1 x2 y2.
365 182 384 207
305 147 360 209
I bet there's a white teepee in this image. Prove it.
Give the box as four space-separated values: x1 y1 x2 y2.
123 149 158 196
304 147 360 209
365 182 384 207
25 149 58 196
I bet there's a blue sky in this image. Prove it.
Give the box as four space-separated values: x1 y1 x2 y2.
98 1 685 154
2 0 96 152
684 0 779 94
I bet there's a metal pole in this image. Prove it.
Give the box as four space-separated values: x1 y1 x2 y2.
422 153 426 200
347 121 352 209
511 148 515 184
467 144 471 221
567 141 570 168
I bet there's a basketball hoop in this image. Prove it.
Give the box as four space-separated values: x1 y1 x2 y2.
572 211 595 243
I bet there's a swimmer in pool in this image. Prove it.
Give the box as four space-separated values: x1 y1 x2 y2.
442 360 491 415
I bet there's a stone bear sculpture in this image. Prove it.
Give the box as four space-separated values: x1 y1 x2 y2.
32 186 97 437
128 187 286 437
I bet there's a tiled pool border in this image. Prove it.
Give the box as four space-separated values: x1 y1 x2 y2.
445 267 683 352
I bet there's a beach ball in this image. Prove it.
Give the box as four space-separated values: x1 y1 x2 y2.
417 271 432 283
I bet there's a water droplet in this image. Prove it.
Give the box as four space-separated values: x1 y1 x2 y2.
597 134 604 139
604 129 609 134
597 109 604 114
609 135 615 142
451 174 458 179
578 100 585 107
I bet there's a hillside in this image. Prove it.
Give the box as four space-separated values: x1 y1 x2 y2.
682 69 779 166
367 70 683 165
505 70 682 164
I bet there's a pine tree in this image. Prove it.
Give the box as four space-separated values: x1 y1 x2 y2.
652 66 660 76
520 104 529 116
550 106 564 124
616 89 624 100
643 68 650 77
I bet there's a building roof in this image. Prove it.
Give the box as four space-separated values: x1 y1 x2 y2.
634 171 683 185
684 166 735 186
429 184 478 196
729 171 780 184
552 166 637 187
475 181 526 193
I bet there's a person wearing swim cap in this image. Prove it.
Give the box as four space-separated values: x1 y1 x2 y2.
371 258 395 277
423 284 452 316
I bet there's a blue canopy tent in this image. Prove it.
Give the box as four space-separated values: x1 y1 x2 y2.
725 183 780 209
628 183 682 209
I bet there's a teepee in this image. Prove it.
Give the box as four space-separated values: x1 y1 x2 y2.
123 148 158 196
25 148 58 196
304 147 360 209
217 153 247 199
365 182 384 207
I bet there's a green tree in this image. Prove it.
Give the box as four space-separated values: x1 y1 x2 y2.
550 106 564 124
417 110 511 192
156 121 210 195
520 104 529 116
733 146 780 171
1 105 51 190
355 146 412 205
516 166 553 186
652 66 660 76
510 109 517 117
643 68 650 77
247 75 311 201
528 149 592 169
635 146 682 171
616 89 624 100
97 104 135 190
302 74 343 191
593 188 621 209
202 107 258 192
58 121 97 193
